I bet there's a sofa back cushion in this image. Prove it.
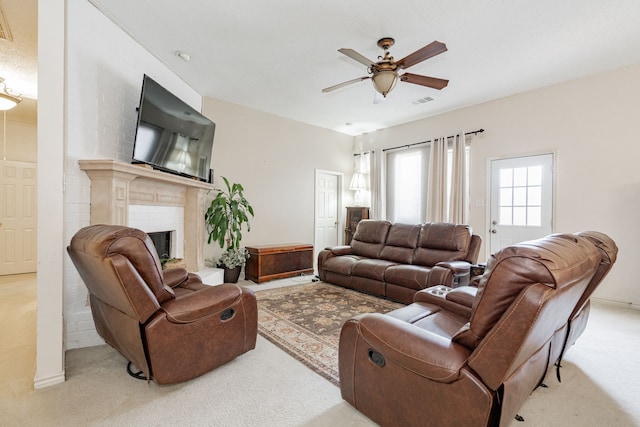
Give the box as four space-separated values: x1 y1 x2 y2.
351 220 391 259
413 223 472 266
379 223 421 264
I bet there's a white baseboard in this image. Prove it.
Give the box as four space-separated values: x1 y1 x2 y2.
33 371 66 389
591 297 639 310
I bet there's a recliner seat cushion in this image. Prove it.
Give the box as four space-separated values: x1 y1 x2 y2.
384 264 431 290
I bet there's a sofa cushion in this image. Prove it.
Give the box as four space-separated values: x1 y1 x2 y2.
413 223 472 267
379 223 421 264
384 264 431 290
322 255 360 275
352 259 398 281
351 220 391 259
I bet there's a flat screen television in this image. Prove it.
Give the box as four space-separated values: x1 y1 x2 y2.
132 75 215 182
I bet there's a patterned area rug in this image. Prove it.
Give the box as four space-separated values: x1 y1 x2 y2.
255 282 404 386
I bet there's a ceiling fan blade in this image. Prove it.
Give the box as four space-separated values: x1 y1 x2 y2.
322 76 371 93
400 73 449 90
396 41 447 69
338 48 376 67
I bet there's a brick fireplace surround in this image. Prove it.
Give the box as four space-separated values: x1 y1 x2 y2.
79 159 212 271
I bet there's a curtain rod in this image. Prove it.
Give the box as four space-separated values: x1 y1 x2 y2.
381 128 484 153
353 150 372 157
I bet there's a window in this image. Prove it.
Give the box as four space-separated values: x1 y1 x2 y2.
498 165 542 226
385 146 429 223
385 143 470 223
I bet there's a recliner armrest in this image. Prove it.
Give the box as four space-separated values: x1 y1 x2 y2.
163 268 189 288
160 283 247 323
352 313 471 383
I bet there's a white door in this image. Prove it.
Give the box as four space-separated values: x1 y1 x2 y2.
314 171 340 265
489 154 553 255
0 160 38 275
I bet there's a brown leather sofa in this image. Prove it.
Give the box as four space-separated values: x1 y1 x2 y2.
67 224 258 385
339 231 616 426
318 220 481 304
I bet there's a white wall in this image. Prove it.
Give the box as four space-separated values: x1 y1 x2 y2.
63 0 203 349
61 1 356 351
202 98 354 261
356 64 640 307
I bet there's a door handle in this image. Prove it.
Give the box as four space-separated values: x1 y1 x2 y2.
491 229 497 234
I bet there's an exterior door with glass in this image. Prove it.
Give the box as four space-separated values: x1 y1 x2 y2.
489 154 554 255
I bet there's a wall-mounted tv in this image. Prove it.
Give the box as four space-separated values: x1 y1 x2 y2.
132 75 215 182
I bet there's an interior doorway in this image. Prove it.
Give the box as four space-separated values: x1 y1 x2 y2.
0 160 37 275
489 153 554 255
314 170 341 271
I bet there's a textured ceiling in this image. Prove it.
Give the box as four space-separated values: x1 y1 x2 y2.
3 1 640 136
0 0 37 99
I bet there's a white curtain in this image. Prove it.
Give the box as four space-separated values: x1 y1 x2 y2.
448 132 468 224
363 151 382 219
426 137 448 221
426 132 468 223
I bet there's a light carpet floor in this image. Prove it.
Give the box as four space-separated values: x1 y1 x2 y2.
1 275 639 426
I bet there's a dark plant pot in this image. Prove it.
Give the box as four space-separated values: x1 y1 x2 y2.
223 266 242 283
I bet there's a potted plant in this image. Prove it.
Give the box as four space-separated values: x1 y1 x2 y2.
205 176 254 283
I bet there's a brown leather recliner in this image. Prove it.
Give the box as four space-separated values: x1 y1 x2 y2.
67 224 258 385
339 232 613 426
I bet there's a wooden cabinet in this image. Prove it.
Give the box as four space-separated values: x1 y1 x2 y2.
345 207 369 244
245 243 314 283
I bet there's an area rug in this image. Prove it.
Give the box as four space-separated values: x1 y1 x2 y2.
255 282 404 386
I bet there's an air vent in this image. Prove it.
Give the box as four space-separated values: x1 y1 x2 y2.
0 5 13 41
412 96 434 105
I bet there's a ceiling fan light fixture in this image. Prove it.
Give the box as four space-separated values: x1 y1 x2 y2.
0 78 22 111
372 70 398 97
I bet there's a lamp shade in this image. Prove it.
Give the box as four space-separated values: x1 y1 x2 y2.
371 70 398 97
349 172 367 191
0 78 22 111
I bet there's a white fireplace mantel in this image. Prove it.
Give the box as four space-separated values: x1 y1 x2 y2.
78 159 214 271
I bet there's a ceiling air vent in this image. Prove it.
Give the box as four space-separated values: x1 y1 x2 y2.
0 5 13 41
412 96 435 105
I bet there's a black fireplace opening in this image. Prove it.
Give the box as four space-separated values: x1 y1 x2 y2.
148 231 172 260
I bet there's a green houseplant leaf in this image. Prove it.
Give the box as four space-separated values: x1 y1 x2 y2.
205 176 254 268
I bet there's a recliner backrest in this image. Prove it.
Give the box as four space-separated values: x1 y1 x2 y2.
67 225 174 323
454 234 600 390
350 220 391 259
413 222 472 266
570 231 618 318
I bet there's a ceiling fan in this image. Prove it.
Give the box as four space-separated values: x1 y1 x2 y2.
322 37 449 99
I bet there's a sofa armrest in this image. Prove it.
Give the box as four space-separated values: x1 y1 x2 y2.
160 283 247 323
440 261 471 287
428 261 471 288
446 286 477 308
351 313 471 383
318 246 354 281
327 245 354 256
